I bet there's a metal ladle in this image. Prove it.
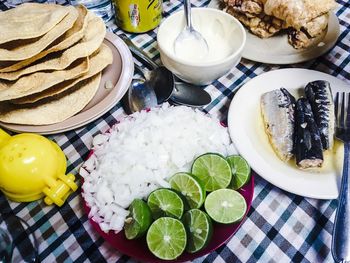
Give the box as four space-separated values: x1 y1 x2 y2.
120 35 211 107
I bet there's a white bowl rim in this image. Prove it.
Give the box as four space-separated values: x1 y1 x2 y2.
157 7 247 68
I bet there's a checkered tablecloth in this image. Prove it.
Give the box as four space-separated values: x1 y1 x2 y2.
0 0 349 262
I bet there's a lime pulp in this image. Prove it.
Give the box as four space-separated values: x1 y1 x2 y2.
191 153 232 192
146 217 187 260
227 155 251 190
169 172 206 209
204 189 247 224
182 209 213 253
147 188 184 219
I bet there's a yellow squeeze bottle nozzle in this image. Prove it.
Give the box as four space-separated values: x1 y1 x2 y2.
43 174 78 207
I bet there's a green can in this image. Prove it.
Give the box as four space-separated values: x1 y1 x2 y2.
113 0 163 33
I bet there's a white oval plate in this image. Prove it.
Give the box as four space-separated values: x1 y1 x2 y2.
228 68 347 199
208 0 340 64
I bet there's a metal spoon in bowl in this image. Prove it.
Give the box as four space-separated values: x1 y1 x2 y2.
120 35 211 107
174 0 209 58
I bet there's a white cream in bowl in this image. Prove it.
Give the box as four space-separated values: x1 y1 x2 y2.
157 8 246 85
170 15 238 63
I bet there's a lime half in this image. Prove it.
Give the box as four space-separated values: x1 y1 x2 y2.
147 217 187 260
124 199 152 239
191 153 232 192
147 188 184 219
169 172 206 209
204 189 247 224
182 209 213 253
227 155 251 190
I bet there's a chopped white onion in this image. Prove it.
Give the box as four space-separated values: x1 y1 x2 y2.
81 105 235 233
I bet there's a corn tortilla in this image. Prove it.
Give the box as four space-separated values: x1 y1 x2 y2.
0 12 106 81
0 6 78 61
0 3 69 44
0 5 89 73
0 57 89 101
11 44 112 104
0 73 102 125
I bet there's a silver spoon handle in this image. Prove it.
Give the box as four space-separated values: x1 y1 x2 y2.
184 0 193 30
119 34 159 70
332 141 350 262
134 64 145 75
134 63 153 81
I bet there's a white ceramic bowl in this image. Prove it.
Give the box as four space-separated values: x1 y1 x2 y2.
157 8 246 86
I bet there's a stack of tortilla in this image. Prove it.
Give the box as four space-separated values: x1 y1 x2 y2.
0 3 113 125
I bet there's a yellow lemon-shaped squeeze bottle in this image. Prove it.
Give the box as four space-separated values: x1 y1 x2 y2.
0 130 77 206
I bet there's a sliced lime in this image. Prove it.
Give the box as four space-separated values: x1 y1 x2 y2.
169 172 206 209
147 188 184 219
146 217 187 260
191 153 232 192
204 189 247 224
124 199 152 240
227 155 251 190
182 209 213 253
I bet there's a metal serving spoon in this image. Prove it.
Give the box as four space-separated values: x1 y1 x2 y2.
120 35 211 107
127 68 158 113
129 63 174 113
171 81 211 107
174 0 208 57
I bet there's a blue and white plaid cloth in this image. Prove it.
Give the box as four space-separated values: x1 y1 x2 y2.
0 0 349 262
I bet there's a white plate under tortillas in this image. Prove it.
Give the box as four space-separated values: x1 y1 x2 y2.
0 33 134 134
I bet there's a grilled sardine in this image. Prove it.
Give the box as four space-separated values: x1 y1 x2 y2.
295 98 323 169
261 88 296 161
304 80 335 150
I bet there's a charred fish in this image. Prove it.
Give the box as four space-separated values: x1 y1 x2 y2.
304 80 335 150
295 98 324 169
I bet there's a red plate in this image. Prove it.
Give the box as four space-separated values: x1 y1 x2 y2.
83 172 254 262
